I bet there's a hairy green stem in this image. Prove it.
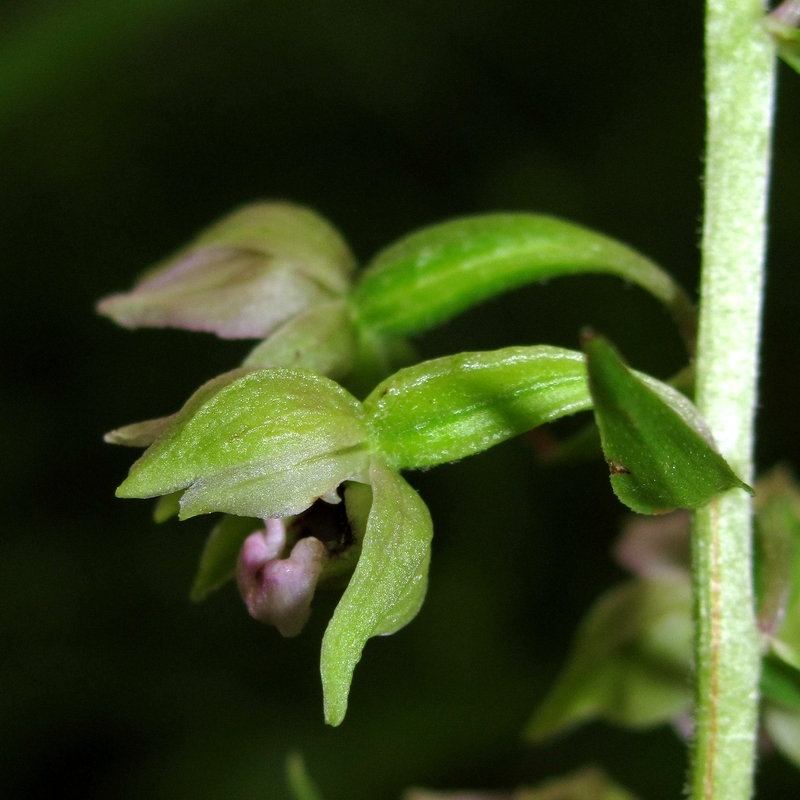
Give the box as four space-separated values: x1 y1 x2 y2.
690 1 776 798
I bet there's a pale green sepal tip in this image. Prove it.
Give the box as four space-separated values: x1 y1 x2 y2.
286 752 325 800
765 14 800 76
583 333 750 515
320 460 432 726
364 345 592 470
97 202 356 339
764 702 800 768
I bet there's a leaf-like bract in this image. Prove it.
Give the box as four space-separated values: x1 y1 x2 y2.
584 334 749 514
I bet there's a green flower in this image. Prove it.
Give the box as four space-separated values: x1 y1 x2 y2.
107 340 741 724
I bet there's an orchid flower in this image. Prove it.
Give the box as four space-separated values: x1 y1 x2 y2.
106 336 744 724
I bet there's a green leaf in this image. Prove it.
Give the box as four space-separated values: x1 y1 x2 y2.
190 514 263 602
116 369 370 520
321 460 432 726
583 333 749 514
286 752 325 800
526 578 693 741
97 202 355 339
365 345 592 470
351 213 696 350
242 300 359 379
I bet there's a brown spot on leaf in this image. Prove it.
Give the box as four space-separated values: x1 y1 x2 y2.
608 459 631 475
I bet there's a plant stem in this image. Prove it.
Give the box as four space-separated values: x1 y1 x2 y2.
691 0 776 798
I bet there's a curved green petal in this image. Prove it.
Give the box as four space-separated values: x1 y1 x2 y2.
321 460 432 726
364 345 592 469
350 213 696 351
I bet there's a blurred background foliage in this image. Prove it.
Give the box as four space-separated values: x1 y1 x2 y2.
0 0 798 797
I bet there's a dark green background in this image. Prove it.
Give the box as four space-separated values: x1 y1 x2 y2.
1 1 798 797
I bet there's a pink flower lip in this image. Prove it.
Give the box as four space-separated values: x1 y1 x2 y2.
237 518 326 637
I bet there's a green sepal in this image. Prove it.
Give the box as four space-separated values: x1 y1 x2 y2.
526 578 693 741
190 515 263 602
351 213 696 350
286 752 325 800
104 415 176 447
765 12 800 76
105 368 253 449
342 326 418 400
321 460 432 726
365 345 593 470
242 300 359 379
116 368 370 520
583 333 750 514
97 202 355 339
153 491 182 523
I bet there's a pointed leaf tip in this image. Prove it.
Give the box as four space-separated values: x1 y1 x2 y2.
583 334 749 514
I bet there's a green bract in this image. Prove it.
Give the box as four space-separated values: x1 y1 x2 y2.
583 333 750 514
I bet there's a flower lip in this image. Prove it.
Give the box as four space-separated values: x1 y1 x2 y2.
237 519 327 637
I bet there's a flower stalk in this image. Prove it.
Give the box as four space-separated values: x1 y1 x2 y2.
690 0 776 797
